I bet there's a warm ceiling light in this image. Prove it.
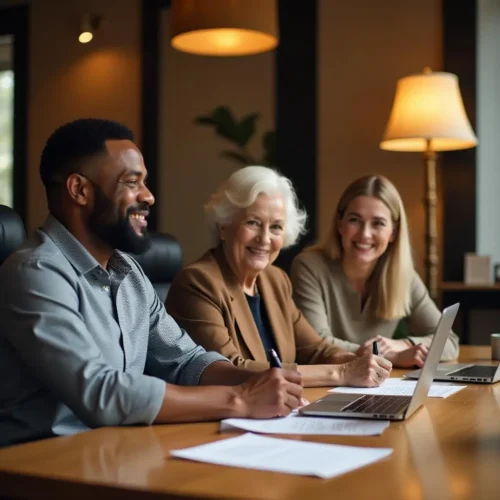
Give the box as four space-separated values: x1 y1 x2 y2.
79 14 99 44
170 0 278 56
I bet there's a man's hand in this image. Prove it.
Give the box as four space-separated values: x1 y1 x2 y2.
233 368 303 418
356 336 411 357
384 344 429 368
341 355 392 387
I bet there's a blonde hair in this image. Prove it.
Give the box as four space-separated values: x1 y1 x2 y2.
318 175 414 320
205 166 307 247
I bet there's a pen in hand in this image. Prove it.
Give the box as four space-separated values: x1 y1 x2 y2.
267 348 283 368
268 348 309 407
372 340 379 356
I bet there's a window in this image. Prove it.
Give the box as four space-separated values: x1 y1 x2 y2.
0 6 29 221
0 64 14 207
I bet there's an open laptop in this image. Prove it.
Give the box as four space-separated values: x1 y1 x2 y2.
299 303 460 421
406 358 500 384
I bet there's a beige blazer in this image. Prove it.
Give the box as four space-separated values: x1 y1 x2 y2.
166 246 342 371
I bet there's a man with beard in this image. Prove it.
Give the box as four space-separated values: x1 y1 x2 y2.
0 119 302 446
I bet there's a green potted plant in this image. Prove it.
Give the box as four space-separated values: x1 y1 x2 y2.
194 105 276 167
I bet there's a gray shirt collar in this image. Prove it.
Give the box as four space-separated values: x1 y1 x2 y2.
41 214 131 277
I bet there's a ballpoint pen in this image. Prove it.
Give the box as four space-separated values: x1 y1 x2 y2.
268 348 309 407
267 348 283 368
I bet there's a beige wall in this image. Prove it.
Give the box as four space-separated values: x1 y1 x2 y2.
10 0 441 275
318 0 442 278
158 9 275 265
158 1 442 274
27 0 141 231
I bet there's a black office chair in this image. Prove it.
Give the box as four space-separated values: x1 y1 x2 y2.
131 232 183 303
0 204 181 302
0 205 25 266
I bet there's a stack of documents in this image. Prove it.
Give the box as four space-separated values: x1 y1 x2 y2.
220 412 389 435
328 377 465 398
171 433 393 479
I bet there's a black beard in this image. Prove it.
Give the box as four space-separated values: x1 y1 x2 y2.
88 183 152 255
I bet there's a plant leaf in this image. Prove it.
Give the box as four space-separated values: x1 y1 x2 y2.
235 112 260 148
194 106 240 143
211 106 241 143
194 116 217 126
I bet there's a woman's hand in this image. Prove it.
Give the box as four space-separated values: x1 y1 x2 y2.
356 336 411 357
356 336 429 368
341 355 392 387
384 344 429 368
331 352 358 364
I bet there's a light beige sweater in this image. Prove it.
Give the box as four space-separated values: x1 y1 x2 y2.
290 249 459 361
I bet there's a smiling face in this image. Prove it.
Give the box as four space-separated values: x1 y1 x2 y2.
86 139 155 254
338 195 395 268
220 193 286 283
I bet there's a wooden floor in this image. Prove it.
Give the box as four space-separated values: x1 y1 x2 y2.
1 346 500 499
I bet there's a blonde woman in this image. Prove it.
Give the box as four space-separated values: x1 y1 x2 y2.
290 175 459 368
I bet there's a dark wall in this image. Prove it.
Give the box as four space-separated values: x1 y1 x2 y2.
274 0 317 271
442 0 477 281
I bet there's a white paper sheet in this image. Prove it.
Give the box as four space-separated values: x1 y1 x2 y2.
170 433 393 479
220 411 389 436
328 377 466 398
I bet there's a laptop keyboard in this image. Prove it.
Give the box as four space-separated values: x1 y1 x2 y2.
340 395 411 415
448 365 497 378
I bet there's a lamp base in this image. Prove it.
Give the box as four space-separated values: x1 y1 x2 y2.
424 146 439 301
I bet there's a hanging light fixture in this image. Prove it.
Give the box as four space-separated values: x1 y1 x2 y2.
78 14 100 44
170 0 278 56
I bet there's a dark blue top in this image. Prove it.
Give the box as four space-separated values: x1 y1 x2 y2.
245 292 278 355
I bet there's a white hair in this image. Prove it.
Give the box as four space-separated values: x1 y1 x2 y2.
205 166 307 247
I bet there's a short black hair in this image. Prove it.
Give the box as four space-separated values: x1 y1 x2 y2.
40 118 134 204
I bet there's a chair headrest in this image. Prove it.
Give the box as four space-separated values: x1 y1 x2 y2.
0 205 25 266
131 232 182 283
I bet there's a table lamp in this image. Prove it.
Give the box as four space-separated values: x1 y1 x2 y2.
380 67 477 300
170 0 278 56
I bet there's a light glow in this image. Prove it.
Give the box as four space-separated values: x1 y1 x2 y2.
79 31 93 44
171 28 277 56
380 70 477 152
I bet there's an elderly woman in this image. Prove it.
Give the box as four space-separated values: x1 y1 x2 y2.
166 166 392 387
290 175 459 367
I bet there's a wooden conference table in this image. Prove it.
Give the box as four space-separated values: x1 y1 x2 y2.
1 346 500 500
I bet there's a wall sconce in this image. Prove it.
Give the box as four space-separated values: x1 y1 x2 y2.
79 14 100 44
170 0 278 56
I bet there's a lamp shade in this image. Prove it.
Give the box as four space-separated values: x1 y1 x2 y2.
380 70 477 152
170 0 278 56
